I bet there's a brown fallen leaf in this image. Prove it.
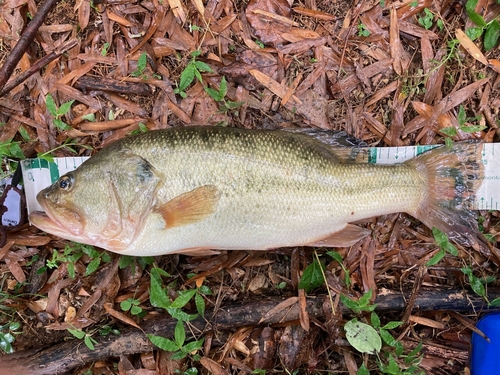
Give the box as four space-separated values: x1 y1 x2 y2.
298 288 309 332
259 296 298 323
167 0 186 24
390 7 403 75
415 77 489 141
129 6 167 56
246 0 292 46
455 29 488 66
0 240 14 261
277 36 327 55
6 231 51 246
103 303 141 330
248 274 268 293
292 6 336 21
106 11 134 27
409 315 446 329
200 357 230 375
46 278 73 319
488 59 500 73
249 69 300 104
77 0 90 30
80 118 143 132
5 258 25 283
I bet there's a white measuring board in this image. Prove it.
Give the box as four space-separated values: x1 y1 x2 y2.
21 144 500 214
21 157 89 214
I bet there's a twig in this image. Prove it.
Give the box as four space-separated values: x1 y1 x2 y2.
0 39 78 97
0 0 60 93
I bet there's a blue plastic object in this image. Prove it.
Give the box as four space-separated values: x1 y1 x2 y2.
471 313 500 375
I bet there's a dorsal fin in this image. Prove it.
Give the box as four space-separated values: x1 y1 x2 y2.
281 128 367 162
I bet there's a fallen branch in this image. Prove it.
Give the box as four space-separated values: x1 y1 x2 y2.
0 0 60 93
0 39 78 97
1 288 498 375
74 76 153 96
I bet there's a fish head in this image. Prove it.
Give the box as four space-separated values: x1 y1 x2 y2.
29 151 164 252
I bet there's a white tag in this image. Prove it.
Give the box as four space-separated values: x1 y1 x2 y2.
1 178 23 227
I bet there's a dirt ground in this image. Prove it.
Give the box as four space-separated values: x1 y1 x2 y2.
1 0 500 374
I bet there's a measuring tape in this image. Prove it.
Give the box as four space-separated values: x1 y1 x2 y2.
21 144 500 214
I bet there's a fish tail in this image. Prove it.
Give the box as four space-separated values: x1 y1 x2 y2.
410 141 484 247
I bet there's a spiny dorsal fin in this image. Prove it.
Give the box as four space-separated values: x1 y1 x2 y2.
157 185 219 229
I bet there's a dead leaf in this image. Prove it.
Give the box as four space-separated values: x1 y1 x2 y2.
78 0 90 30
246 0 292 45
488 59 500 73
248 274 268 292
103 303 142 330
409 315 446 329
259 296 298 324
200 357 230 375
249 69 300 104
5 258 25 283
167 0 186 24
80 118 142 132
390 7 403 75
298 288 309 332
455 29 488 65
292 6 336 21
107 10 134 27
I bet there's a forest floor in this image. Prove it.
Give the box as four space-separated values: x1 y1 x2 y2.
1 0 500 374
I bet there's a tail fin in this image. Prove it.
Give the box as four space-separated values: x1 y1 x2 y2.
410 141 484 247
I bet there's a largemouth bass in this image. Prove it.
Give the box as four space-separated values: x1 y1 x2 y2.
29 126 484 256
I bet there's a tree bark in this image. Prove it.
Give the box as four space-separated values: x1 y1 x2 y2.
1 287 498 375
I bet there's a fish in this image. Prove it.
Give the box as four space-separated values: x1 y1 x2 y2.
29 126 484 256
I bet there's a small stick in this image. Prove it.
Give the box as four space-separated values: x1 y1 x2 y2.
0 0 60 93
0 39 78 97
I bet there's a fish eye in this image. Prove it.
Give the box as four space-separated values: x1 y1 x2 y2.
58 175 73 191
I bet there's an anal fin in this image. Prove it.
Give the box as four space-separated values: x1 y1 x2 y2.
173 247 221 256
307 224 371 248
156 185 219 229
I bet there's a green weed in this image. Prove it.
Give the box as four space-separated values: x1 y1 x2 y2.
147 267 212 359
439 105 485 137
205 76 244 114
0 321 21 354
42 242 111 279
46 93 74 131
418 9 434 30
174 50 213 98
0 139 24 159
67 326 98 350
358 23 371 37
465 0 500 51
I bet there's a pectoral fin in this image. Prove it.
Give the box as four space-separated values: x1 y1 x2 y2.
157 185 219 229
307 224 371 247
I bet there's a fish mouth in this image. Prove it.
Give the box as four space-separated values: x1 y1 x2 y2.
29 192 84 240
29 210 88 244
30 210 66 236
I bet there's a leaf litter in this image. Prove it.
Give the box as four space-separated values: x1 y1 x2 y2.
0 0 500 374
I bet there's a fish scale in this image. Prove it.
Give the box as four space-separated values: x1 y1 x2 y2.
28 127 484 255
